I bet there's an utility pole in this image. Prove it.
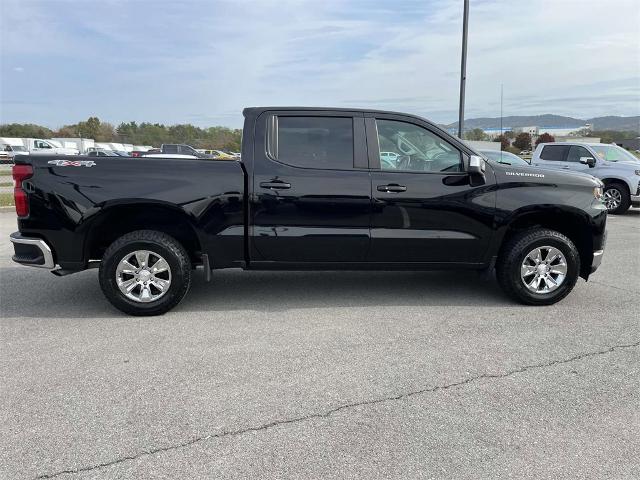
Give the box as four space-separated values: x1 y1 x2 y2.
500 83 503 137
457 0 469 139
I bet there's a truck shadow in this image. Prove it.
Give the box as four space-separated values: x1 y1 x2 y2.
183 270 510 313
0 267 511 318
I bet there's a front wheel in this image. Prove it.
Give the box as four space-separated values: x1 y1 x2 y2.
603 182 630 214
496 229 580 305
99 230 192 316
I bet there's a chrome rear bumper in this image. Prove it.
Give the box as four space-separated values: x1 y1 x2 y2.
10 233 56 269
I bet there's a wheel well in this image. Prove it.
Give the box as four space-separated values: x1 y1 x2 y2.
601 178 630 193
84 205 202 264
500 212 593 279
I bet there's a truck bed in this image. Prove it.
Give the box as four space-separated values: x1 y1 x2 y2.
15 155 246 270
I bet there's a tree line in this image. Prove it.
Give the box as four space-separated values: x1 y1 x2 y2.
0 117 242 150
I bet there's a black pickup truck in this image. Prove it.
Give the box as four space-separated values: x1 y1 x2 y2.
10 107 607 315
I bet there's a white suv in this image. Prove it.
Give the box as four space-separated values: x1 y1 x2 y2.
532 142 640 214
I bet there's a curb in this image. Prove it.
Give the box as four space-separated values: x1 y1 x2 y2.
0 206 15 212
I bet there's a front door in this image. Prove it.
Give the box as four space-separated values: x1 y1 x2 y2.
564 145 596 173
251 112 371 263
366 116 496 264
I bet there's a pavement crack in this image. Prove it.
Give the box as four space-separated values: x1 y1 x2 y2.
589 280 639 294
35 340 640 479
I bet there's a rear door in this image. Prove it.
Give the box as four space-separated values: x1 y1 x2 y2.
250 111 371 263
533 144 571 170
366 114 496 264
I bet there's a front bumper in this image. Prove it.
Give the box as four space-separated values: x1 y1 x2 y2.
590 249 604 273
10 232 57 269
631 194 640 208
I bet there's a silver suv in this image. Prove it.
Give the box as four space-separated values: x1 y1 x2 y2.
532 142 640 214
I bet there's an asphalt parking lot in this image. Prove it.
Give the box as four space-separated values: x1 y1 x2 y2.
1 210 638 479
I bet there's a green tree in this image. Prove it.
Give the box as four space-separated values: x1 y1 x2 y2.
464 128 486 141
76 116 101 139
0 123 53 138
513 132 532 151
535 132 555 146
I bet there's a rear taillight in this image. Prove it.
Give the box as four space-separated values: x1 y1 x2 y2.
12 164 33 217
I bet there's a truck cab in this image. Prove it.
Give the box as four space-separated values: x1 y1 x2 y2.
23 138 78 155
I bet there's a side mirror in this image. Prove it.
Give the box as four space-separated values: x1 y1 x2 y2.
579 156 596 168
467 155 486 186
468 155 486 174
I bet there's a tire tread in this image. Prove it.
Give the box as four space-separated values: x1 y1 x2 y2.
496 228 580 306
99 230 192 316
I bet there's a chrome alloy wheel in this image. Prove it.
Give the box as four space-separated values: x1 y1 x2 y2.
603 188 622 211
116 250 172 303
520 246 567 294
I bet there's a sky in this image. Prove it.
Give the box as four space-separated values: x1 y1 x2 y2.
1 0 639 128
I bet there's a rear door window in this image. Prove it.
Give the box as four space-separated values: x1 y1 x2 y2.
540 145 569 161
272 116 354 170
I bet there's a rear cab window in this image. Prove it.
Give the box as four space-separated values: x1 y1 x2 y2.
540 145 569 161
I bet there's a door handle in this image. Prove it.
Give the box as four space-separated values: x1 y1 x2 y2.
377 184 407 193
562 166 570 169
260 181 291 190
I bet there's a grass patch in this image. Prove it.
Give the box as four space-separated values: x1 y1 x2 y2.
0 192 14 207
0 182 12 187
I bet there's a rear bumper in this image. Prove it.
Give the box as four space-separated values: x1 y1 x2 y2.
10 232 57 269
631 194 640 207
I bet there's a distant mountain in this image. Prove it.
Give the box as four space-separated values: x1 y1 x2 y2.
587 116 640 131
446 115 640 132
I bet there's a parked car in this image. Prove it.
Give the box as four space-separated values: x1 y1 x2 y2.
161 144 212 158
532 142 640 214
0 138 30 163
22 138 78 155
143 153 198 159
479 150 531 166
87 149 120 157
211 150 236 160
10 107 607 315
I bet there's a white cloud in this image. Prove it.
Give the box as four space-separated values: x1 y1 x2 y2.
1 0 638 126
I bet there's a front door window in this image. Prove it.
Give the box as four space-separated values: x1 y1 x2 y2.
375 119 462 173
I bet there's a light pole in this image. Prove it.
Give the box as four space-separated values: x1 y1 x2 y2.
457 0 469 139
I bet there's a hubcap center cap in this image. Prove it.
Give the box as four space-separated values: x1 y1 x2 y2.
536 264 549 275
138 270 152 281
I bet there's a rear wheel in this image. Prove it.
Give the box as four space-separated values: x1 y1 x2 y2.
603 182 630 214
496 229 580 305
99 230 192 315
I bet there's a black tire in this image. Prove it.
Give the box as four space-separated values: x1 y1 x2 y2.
99 230 192 316
603 182 630 215
496 228 580 306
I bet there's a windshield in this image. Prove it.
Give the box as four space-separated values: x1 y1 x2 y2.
591 145 639 163
480 150 530 166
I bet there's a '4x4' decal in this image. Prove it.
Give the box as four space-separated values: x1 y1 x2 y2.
47 160 96 167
